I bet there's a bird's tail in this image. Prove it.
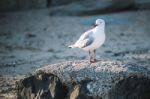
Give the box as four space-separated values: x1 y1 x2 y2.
68 44 77 48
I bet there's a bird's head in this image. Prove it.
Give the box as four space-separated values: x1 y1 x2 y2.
94 19 105 27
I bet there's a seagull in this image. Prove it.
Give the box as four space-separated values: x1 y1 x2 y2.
68 19 105 63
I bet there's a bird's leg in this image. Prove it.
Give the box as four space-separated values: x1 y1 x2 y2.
89 51 92 62
93 49 96 62
89 50 95 63
89 50 93 63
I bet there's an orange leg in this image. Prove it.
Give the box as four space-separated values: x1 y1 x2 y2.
89 50 97 63
93 49 96 62
89 51 92 62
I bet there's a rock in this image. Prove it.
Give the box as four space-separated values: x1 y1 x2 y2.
0 0 47 12
0 0 17 11
49 0 134 16
69 80 93 99
49 0 150 16
1 0 150 13
50 0 80 7
16 72 67 99
109 76 150 99
17 60 150 99
134 0 150 10
17 0 47 10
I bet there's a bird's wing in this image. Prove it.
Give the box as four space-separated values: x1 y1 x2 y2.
75 30 94 48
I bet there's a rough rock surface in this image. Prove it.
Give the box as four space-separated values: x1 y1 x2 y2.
17 60 150 99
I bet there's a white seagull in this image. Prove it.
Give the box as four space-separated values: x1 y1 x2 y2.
69 19 105 63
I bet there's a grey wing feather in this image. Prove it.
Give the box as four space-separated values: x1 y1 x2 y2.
81 32 94 48
82 35 94 48
74 30 94 48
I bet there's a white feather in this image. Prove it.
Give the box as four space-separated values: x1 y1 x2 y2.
69 19 105 52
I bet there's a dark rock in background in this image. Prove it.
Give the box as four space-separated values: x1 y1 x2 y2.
0 0 47 12
17 0 47 10
49 0 135 16
1 0 150 14
0 0 18 11
50 0 80 7
49 0 150 16
135 0 150 10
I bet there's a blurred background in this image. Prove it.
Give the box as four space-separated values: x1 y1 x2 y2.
0 0 150 14
0 0 150 98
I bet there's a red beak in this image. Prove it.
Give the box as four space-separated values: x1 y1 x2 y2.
94 24 98 27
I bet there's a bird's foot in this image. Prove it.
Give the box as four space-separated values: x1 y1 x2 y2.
90 59 97 64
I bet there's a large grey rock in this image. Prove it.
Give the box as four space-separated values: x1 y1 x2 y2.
17 60 150 99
